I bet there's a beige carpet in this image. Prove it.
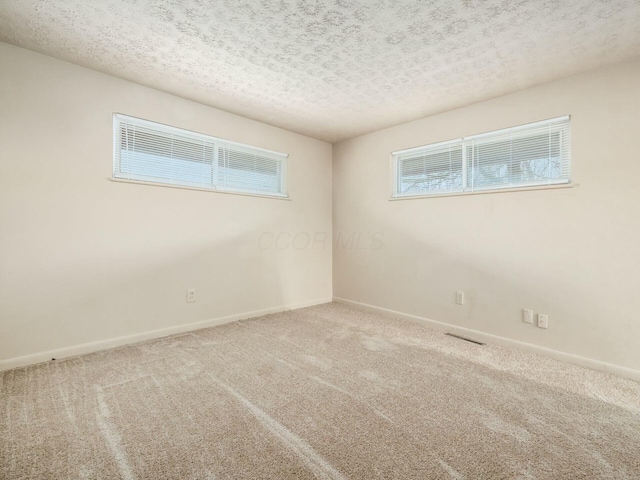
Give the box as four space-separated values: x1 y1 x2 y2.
1 302 639 479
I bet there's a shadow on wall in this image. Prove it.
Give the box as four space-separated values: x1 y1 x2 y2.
332 195 638 370
0 221 297 360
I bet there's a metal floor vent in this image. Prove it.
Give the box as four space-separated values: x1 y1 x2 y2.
445 333 485 345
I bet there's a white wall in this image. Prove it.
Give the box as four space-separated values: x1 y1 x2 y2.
333 58 640 372
3 41 639 375
0 43 332 365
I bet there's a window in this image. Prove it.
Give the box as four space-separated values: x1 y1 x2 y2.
113 114 288 197
392 116 571 198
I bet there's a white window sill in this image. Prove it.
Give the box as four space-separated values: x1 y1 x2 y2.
109 177 290 201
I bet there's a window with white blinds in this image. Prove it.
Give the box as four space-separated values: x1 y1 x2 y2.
392 116 571 198
113 114 288 197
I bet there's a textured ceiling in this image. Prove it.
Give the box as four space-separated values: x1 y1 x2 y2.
1 1 639 142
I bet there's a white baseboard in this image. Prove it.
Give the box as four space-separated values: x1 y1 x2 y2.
333 297 640 383
0 298 332 371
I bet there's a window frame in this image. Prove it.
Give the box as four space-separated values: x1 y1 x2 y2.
112 114 289 199
391 116 571 199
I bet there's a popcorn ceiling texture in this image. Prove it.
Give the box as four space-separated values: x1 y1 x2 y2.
1 303 640 479
0 0 639 142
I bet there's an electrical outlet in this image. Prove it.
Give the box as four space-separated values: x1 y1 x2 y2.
537 314 548 329
456 291 464 305
523 309 534 324
186 289 196 303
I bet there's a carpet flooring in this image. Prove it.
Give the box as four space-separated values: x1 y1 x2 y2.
1 302 639 479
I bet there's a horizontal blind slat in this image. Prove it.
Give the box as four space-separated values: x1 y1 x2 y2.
392 116 570 197
396 142 464 196
469 118 570 191
113 114 288 197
